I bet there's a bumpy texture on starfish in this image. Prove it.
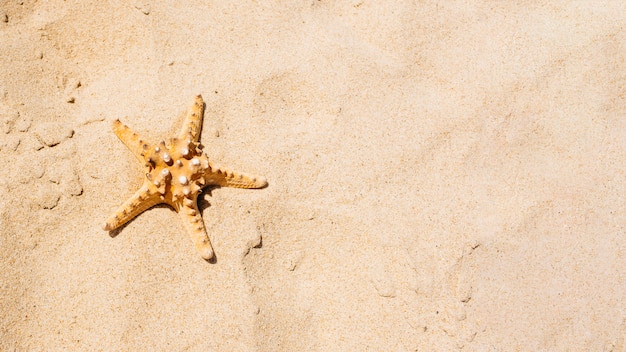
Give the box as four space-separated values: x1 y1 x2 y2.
103 95 267 260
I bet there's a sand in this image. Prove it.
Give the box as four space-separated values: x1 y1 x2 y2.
1 1 625 350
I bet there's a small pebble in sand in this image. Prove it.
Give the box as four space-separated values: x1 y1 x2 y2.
1 12 8 23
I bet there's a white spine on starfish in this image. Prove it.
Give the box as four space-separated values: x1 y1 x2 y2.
183 197 194 207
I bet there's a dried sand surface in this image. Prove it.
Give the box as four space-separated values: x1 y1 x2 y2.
1 1 625 350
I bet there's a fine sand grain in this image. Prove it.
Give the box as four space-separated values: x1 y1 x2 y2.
1 1 625 350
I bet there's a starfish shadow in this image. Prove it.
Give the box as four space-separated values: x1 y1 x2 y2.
198 186 218 212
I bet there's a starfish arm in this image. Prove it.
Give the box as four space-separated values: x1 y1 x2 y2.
112 119 152 162
178 95 205 142
178 198 214 260
103 183 162 231
205 164 268 189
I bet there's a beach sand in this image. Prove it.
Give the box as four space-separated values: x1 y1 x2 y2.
1 1 625 350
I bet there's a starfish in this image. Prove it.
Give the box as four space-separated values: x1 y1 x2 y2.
103 95 267 260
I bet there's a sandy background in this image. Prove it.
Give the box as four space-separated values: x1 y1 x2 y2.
1 1 625 350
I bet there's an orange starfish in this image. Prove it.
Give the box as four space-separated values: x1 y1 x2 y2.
103 95 267 260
